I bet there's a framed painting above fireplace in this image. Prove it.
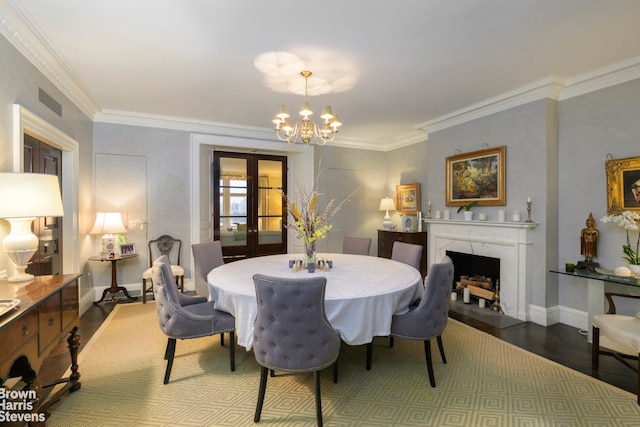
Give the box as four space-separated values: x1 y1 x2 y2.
446 146 506 207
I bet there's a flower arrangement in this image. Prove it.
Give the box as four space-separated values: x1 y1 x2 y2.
280 174 359 263
600 210 640 266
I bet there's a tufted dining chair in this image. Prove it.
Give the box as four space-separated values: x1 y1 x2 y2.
143 235 185 303
387 255 454 387
391 241 423 272
152 255 235 384
191 241 225 298
342 236 372 255
592 292 640 404
252 274 340 427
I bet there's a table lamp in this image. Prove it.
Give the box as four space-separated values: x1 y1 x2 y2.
379 197 396 229
0 173 64 282
90 212 127 258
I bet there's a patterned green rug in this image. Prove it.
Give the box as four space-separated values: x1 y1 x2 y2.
47 302 639 426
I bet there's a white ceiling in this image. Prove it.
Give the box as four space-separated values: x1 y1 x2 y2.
3 0 640 150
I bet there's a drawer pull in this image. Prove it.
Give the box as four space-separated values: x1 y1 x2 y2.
48 317 55 325
65 303 73 310
22 325 29 335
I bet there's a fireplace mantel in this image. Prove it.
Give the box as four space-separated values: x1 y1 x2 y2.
425 219 537 322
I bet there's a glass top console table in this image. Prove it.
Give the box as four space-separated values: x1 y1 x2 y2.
550 268 640 342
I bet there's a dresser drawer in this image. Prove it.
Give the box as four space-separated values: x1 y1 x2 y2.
0 310 38 362
39 292 62 354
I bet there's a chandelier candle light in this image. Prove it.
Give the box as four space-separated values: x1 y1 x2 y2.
272 71 342 147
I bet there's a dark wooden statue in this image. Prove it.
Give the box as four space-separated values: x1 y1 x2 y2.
577 212 599 270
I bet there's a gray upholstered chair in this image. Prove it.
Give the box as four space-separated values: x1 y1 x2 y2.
152 255 235 384
143 235 185 303
364 240 425 369
252 274 340 427
191 241 225 298
391 241 423 272
388 256 454 387
592 292 640 404
342 236 372 255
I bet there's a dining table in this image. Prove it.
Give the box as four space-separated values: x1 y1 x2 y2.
208 253 423 351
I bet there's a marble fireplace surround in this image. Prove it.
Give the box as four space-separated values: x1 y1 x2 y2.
425 219 537 322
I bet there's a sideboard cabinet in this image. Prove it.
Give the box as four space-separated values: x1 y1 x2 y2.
378 229 428 276
0 274 81 423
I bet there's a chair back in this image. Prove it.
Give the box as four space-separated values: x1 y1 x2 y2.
252 274 340 373
342 236 372 255
391 241 423 271
149 235 182 268
391 256 454 340
191 241 224 297
152 255 183 335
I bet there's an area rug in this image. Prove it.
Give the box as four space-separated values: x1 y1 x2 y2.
47 302 640 426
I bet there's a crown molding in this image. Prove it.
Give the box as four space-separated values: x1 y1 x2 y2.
416 55 640 135
0 0 100 118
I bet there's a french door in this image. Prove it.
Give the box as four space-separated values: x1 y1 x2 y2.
213 152 287 260
23 134 63 276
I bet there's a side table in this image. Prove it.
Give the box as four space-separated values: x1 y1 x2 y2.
90 254 138 303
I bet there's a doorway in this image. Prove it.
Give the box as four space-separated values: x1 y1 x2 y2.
23 134 63 276
213 152 287 261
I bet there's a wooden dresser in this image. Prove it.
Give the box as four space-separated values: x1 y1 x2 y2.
0 274 81 424
377 229 428 276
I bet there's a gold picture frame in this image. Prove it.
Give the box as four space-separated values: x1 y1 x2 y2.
446 146 506 207
396 183 421 215
605 155 640 214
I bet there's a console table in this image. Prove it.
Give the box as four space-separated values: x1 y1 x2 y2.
551 268 640 342
378 229 428 276
0 274 81 423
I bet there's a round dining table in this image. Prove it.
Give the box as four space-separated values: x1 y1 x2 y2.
207 253 423 350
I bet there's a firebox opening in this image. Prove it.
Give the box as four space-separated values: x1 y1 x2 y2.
446 251 500 302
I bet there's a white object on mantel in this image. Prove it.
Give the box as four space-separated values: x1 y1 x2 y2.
627 265 640 276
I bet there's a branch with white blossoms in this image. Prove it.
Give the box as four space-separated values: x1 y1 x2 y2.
600 210 640 265
279 172 361 247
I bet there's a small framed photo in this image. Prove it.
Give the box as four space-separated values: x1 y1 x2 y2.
119 243 136 256
396 183 421 215
605 155 640 214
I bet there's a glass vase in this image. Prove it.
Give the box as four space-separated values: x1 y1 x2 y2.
304 242 317 266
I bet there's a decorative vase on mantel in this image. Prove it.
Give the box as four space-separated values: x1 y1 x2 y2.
304 242 317 266
463 211 474 221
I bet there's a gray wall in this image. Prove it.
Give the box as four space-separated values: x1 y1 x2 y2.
0 35 95 299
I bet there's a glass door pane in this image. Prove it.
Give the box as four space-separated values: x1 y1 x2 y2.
257 160 283 245
218 157 248 249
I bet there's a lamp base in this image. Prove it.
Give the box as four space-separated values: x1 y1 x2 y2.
8 267 34 283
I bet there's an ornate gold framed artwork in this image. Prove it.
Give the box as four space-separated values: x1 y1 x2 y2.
396 183 420 215
446 146 506 207
605 155 640 214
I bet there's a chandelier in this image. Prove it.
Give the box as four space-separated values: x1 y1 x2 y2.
272 71 342 147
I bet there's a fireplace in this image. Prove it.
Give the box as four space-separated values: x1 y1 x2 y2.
426 219 537 322
447 251 500 302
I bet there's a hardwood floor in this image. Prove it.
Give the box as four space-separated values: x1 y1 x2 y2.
38 299 637 407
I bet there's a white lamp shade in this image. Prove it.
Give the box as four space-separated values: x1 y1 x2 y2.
0 173 64 218
379 197 396 211
90 212 127 235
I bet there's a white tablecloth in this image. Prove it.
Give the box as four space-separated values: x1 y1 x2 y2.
208 253 423 350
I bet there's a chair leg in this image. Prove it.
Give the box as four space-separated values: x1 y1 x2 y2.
229 330 236 372
637 354 640 405
333 358 339 384
220 332 225 346
142 278 148 304
424 339 436 387
389 336 394 347
164 338 177 384
254 366 268 423
366 342 373 370
592 325 600 369
314 370 324 427
436 335 446 363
